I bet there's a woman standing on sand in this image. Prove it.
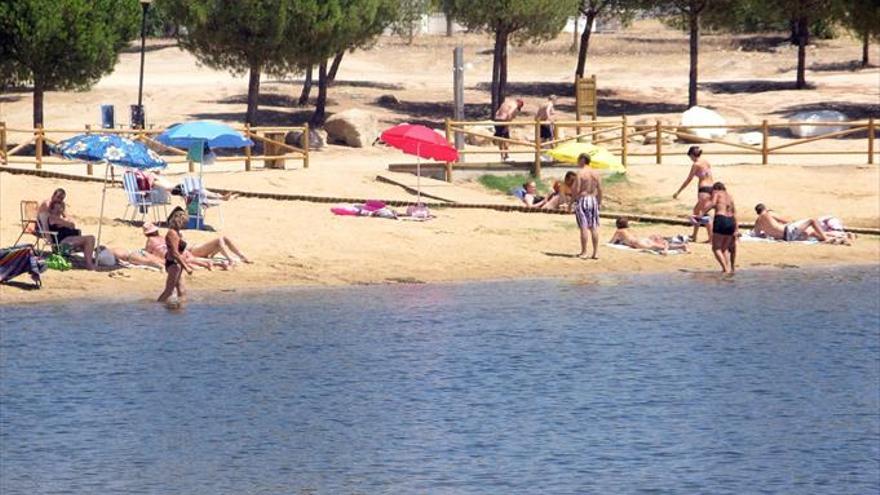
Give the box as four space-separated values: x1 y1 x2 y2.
673 146 714 243
158 208 193 305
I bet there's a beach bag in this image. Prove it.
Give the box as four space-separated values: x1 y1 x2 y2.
407 204 431 219
95 248 117 267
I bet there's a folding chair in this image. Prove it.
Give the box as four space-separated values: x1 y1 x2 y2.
181 176 224 228
13 201 58 253
122 170 164 223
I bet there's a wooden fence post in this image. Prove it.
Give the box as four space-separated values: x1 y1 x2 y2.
302 126 310 169
761 120 769 165
244 124 252 172
621 115 628 167
35 125 43 170
85 124 94 175
0 121 6 166
655 120 662 165
868 117 875 165
533 120 542 179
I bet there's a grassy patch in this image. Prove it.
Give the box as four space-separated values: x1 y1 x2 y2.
477 174 549 194
603 172 629 186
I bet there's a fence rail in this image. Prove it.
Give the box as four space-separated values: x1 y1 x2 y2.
0 123 309 173
445 117 877 180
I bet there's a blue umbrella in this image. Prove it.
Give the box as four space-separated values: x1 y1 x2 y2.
156 120 253 149
56 133 167 169
55 133 167 249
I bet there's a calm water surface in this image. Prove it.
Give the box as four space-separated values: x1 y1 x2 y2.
1 267 879 494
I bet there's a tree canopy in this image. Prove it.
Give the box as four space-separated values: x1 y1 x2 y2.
0 0 140 126
447 0 579 113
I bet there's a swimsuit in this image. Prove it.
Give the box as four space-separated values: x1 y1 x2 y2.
493 125 510 139
165 238 188 269
783 221 807 241
540 124 553 140
49 224 81 243
712 215 736 236
575 195 600 229
698 186 713 195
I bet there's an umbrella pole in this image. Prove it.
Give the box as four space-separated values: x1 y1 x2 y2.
416 143 421 205
198 160 203 230
96 162 110 250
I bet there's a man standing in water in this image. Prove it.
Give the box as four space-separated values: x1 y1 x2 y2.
494 97 524 162
570 154 602 259
704 182 738 274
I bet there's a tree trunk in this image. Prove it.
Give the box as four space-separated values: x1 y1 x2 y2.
795 15 808 89
862 33 870 67
32 81 44 128
576 12 596 77
688 9 700 107
327 50 344 85
246 64 261 125
310 60 329 128
491 29 509 114
446 13 453 36
571 15 578 53
298 65 313 106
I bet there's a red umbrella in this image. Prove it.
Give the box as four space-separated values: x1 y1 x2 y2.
381 124 459 205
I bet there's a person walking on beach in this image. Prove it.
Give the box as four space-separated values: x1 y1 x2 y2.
570 154 603 259
673 146 714 243
536 95 557 146
494 97 524 162
703 182 738 274
158 208 193 305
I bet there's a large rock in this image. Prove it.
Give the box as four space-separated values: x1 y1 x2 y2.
464 125 495 146
324 109 379 147
678 106 727 142
285 128 326 150
632 117 677 145
788 110 848 138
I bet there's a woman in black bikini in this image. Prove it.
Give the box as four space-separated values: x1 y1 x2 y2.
673 146 714 243
157 208 193 305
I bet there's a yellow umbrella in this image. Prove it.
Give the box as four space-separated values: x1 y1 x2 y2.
546 142 626 173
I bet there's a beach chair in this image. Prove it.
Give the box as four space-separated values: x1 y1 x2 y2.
0 244 45 288
122 170 164 223
13 200 58 253
181 176 223 228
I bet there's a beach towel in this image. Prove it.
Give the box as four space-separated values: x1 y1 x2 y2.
741 231 818 244
605 243 687 256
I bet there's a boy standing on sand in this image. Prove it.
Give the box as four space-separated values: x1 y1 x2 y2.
570 154 602 259
494 97 524 162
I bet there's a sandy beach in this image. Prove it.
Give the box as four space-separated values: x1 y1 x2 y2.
1 23 878 305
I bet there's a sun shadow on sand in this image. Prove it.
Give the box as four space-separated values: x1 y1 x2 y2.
120 41 178 54
731 36 789 53
542 252 580 259
808 60 875 72
373 99 493 125
332 80 405 91
473 81 575 98
188 109 314 127
0 94 23 103
701 80 815 94
1 280 41 291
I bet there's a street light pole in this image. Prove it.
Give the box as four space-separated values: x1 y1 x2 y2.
135 0 152 128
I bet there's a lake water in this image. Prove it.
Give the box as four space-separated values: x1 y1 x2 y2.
1 267 878 494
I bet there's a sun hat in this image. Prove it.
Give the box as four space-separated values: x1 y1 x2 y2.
142 222 159 235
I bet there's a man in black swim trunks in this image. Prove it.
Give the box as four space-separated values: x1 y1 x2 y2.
494 97 524 162
702 182 738 274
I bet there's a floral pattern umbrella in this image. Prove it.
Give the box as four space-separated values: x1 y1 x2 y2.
55 133 166 169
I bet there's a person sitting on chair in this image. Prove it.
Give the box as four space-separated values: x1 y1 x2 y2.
40 189 96 270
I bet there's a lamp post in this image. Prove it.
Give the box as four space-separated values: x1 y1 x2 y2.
135 0 153 128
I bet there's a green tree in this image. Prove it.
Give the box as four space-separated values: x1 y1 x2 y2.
769 0 843 88
447 0 579 114
393 0 432 45
574 0 640 78
839 0 880 66
657 0 710 107
160 0 296 125
0 0 139 127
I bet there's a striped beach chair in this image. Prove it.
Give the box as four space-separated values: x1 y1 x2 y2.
0 245 45 288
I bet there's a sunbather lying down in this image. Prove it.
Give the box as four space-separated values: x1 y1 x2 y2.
609 217 690 255
753 204 855 245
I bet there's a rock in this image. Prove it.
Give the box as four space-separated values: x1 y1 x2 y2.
739 131 763 146
285 129 326 150
377 94 400 106
324 109 379 147
632 117 677 144
678 106 727 142
788 110 848 138
464 125 495 146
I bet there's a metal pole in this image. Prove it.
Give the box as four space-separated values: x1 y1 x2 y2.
453 46 465 159
96 162 110 250
416 143 421 205
136 1 150 128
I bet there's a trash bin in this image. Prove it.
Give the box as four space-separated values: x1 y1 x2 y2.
263 131 286 169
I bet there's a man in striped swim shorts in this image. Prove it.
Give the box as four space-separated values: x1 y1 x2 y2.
571 154 603 259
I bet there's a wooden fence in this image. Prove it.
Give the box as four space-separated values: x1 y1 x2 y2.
0 123 309 174
444 117 877 180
